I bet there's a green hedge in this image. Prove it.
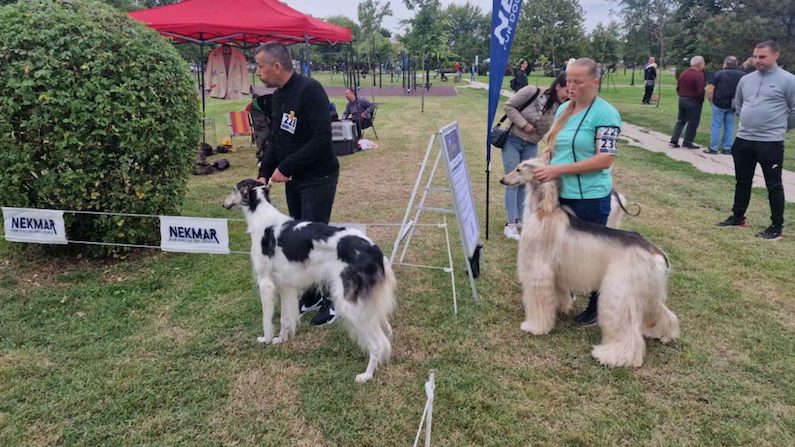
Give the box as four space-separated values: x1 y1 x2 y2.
0 0 201 250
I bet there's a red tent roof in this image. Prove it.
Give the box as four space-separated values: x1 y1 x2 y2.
129 0 352 46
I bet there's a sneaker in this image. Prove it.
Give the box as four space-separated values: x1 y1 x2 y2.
722 150 732 155
503 223 520 241
703 148 718 154
668 142 680 148
755 225 783 241
575 306 598 327
299 293 323 315
311 299 337 326
683 143 700 149
716 215 747 227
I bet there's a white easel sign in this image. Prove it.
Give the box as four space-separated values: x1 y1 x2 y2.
439 123 480 258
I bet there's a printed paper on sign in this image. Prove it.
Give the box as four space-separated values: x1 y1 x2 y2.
159 216 230 254
2 207 67 245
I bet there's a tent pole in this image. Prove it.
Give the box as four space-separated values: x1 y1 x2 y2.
199 33 207 143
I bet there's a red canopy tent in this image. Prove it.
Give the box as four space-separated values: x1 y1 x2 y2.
128 0 352 46
129 0 351 140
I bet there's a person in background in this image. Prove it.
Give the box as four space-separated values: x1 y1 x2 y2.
641 56 657 104
741 57 755 74
669 55 706 149
343 87 375 138
716 41 795 241
254 42 340 326
705 55 744 155
511 59 529 92
501 73 569 240
533 58 622 327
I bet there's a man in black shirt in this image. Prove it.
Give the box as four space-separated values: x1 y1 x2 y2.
706 55 745 154
642 56 657 104
255 42 340 326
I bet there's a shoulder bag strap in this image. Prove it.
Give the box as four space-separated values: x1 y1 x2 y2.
497 88 542 126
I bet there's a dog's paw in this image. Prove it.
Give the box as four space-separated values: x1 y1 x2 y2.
256 335 272 344
520 320 550 335
355 372 373 383
272 335 288 345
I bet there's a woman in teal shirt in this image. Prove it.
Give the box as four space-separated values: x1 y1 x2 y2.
533 58 622 327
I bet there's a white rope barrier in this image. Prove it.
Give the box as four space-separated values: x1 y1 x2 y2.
0 206 442 254
412 369 436 447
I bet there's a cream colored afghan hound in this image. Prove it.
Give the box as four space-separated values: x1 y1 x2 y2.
500 158 679 367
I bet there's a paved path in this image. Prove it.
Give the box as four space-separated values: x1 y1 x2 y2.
463 80 795 203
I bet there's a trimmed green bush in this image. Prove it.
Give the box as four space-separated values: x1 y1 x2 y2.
0 0 201 250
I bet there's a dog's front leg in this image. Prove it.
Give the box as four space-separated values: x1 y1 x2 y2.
519 265 558 335
256 277 276 344
272 285 299 345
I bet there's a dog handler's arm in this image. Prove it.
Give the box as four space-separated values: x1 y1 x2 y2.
534 154 614 182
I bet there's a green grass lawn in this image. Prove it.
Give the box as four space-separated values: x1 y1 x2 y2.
1 88 794 446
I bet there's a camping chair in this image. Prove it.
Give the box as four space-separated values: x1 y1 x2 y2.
227 110 255 147
361 103 379 140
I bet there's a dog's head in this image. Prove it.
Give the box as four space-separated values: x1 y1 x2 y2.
499 156 560 216
499 157 548 187
223 179 271 211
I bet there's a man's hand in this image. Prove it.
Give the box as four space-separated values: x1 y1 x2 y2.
257 177 267 184
522 123 535 133
269 168 291 183
361 111 369 118
533 164 564 183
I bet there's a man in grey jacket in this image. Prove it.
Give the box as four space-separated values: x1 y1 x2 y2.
717 41 795 240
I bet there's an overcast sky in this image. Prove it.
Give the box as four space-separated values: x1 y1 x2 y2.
282 0 617 34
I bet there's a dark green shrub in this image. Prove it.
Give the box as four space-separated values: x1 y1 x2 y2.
0 0 201 250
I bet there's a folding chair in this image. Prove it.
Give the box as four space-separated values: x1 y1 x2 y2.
361 103 379 140
227 110 255 147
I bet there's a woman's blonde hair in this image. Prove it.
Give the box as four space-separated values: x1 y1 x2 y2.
541 58 599 154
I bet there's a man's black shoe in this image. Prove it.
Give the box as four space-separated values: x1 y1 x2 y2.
299 293 323 315
755 225 783 241
311 299 337 326
575 306 598 327
683 144 700 149
668 142 680 148
716 215 747 227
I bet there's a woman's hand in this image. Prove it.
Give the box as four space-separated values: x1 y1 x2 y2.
533 164 564 183
522 123 535 134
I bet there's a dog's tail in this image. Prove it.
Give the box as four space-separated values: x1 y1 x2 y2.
367 257 397 361
342 257 396 364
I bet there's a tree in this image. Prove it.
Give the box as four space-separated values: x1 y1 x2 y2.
589 22 624 63
401 0 450 67
357 0 393 67
512 0 588 73
443 2 490 64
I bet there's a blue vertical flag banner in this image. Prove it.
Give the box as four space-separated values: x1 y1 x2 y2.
485 0 523 239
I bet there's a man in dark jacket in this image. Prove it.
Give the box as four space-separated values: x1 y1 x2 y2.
343 87 375 136
706 55 745 154
641 56 657 104
669 55 706 149
255 42 340 326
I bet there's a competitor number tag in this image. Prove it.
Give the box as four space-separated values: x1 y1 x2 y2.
595 126 620 155
280 112 297 134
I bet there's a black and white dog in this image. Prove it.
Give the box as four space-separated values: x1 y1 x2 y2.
223 179 396 383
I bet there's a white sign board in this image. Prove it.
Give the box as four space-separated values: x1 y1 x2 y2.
439 122 480 257
159 216 230 254
2 207 67 245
